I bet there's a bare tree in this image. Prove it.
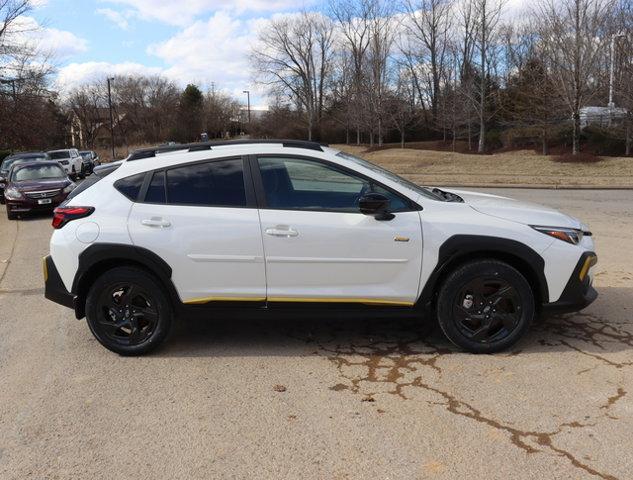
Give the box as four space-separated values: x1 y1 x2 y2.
401 0 453 128
67 83 108 149
251 12 335 140
330 0 374 144
205 89 241 139
536 0 617 155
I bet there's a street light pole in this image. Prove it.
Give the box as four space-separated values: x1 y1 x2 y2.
242 90 251 123
107 77 116 160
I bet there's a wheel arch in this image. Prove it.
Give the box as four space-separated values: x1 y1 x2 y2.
418 235 549 310
72 243 181 319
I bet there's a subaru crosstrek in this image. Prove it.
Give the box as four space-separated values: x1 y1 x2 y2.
43 140 597 355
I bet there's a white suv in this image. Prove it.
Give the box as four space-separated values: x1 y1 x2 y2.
47 149 84 179
43 140 597 355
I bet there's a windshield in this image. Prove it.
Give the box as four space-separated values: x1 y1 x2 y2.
335 151 443 201
12 164 66 182
48 151 71 159
80 152 91 159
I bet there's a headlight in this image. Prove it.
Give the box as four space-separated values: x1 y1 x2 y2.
4 187 23 200
532 226 584 245
62 183 76 194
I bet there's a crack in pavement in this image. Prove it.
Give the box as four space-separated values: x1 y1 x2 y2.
311 317 624 480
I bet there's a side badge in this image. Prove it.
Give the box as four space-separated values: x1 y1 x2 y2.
394 236 410 242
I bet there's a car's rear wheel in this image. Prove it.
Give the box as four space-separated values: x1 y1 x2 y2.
85 266 172 355
436 259 534 353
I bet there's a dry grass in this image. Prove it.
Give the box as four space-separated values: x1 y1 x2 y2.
334 144 633 187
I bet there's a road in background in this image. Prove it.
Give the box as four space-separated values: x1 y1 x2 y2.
0 189 631 480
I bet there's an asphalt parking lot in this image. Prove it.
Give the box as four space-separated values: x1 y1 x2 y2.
0 188 631 480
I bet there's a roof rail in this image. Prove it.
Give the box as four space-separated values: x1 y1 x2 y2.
127 139 328 161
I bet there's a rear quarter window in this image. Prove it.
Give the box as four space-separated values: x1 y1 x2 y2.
114 173 146 201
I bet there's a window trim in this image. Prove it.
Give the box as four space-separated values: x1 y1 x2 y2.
248 154 421 214
136 155 256 209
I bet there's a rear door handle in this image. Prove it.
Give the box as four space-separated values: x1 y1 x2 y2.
265 226 298 237
141 217 171 228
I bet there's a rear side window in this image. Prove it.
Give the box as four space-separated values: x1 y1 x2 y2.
165 159 246 207
114 173 146 201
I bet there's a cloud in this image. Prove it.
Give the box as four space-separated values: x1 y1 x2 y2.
102 0 309 26
5 16 88 59
96 8 131 30
56 61 162 92
147 11 262 94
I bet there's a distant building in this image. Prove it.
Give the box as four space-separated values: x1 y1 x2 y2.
579 106 627 128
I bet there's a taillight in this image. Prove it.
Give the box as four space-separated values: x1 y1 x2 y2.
52 206 94 229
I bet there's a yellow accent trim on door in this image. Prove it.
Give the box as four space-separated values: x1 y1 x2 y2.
184 296 266 305
267 297 415 306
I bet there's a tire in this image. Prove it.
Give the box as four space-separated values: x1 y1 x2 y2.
70 166 76 180
79 164 85 179
436 259 535 353
85 266 173 355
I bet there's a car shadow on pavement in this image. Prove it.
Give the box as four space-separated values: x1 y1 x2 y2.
157 286 632 359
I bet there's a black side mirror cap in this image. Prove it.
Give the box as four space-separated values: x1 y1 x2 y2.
359 193 395 221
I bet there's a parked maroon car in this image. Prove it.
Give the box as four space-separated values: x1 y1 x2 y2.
4 161 75 220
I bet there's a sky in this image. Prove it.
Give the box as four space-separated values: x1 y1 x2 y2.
25 0 529 108
27 0 320 108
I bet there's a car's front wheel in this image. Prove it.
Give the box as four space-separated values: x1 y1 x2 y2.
85 266 173 355
436 259 535 353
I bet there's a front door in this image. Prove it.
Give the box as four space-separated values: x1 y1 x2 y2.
253 156 423 306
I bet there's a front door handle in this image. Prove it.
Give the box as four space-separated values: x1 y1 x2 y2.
141 217 171 228
265 226 298 237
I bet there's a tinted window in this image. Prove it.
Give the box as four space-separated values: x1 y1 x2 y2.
257 157 409 212
145 171 166 203
114 173 145 201
166 159 245 207
48 151 71 159
12 164 66 181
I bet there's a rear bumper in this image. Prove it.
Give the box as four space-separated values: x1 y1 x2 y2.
43 255 76 310
542 252 598 314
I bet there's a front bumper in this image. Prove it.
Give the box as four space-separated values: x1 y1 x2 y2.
6 192 68 213
542 251 598 313
43 255 76 311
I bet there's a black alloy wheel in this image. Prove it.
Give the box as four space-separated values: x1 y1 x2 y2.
452 277 521 343
436 259 535 353
86 267 172 355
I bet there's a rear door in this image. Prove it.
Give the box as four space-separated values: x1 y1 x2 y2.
252 155 423 306
127 157 266 304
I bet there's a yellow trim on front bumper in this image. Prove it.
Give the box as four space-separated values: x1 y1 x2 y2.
579 255 597 281
42 256 48 282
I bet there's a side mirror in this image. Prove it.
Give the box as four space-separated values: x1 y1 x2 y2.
359 193 395 221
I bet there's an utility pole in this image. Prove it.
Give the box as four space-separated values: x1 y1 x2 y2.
243 90 251 123
107 77 116 160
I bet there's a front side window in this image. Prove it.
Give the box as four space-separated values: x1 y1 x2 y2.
257 157 409 212
166 158 246 207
